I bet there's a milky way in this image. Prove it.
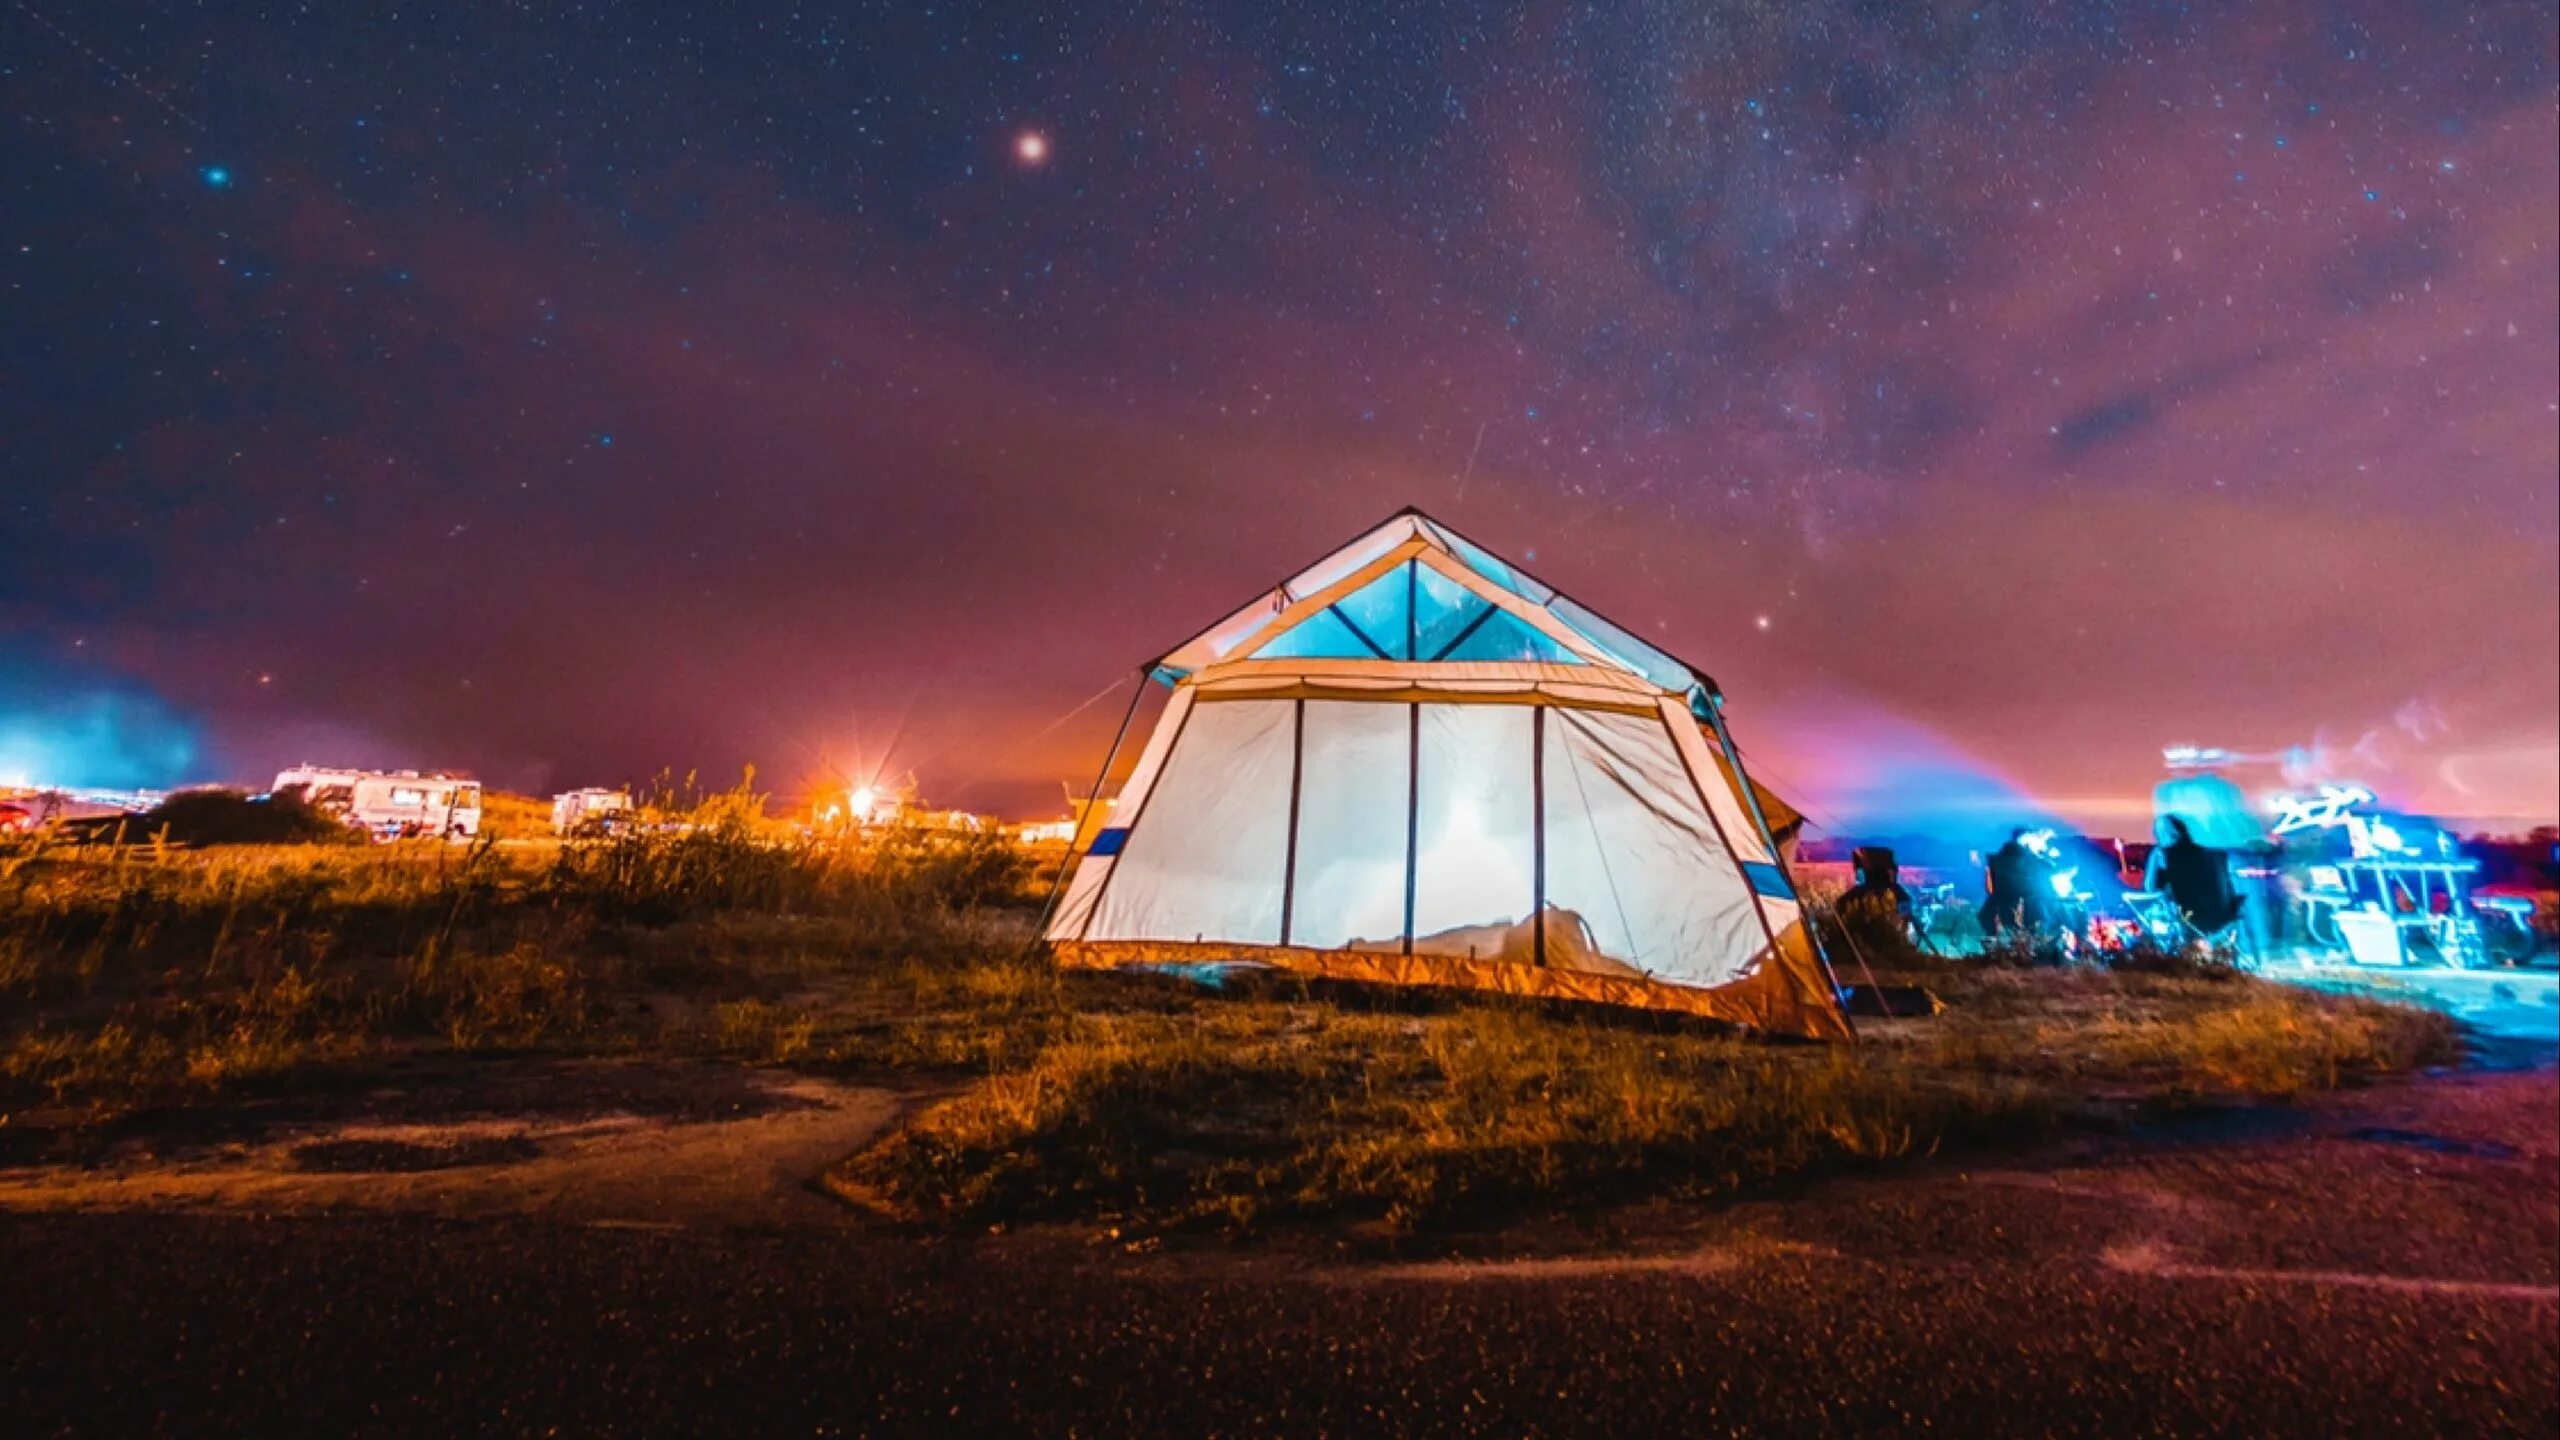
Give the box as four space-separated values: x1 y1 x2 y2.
3 2 2552 832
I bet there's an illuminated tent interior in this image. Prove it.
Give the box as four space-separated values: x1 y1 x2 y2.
1047 510 1852 1041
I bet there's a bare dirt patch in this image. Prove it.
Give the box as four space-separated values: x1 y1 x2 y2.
0 1057 916 1229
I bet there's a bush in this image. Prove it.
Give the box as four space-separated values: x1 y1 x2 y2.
133 789 356 847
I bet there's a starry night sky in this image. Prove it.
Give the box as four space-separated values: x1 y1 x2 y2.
3 1 2554 834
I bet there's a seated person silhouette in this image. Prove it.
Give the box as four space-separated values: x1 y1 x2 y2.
1979 827 2055 936
1839 846 1916 940
2143 815 2241 936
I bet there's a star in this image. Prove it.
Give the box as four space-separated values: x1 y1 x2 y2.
1015 132 1049 165
200 166 233 188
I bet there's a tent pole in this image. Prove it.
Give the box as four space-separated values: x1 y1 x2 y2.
1706 696 1861 1036
1401 702 1420 955
1280 699 1305 945
1531 706 1547 970
1033 669 1150 946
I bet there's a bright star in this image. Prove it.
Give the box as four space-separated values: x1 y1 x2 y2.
1016 131 1049 165
201 166 232 188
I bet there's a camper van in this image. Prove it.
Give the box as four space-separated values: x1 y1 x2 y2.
273 766 483 841
551 787 632 837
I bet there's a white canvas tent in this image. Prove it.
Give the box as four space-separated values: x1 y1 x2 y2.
1046 510 1852 1041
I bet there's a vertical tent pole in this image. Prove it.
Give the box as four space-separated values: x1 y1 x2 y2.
1532 705 1547 970
1280 698 1306 946
1033 668 1150 943
1402 701 1421 955
1706 694 1860 1034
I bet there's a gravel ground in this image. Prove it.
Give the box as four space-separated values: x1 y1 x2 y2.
4 1066 2552 1438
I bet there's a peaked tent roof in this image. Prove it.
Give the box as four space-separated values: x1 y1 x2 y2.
1152 509 1721 709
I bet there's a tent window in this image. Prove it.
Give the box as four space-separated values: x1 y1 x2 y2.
1287 702 1535 957
1408 705 1536 956
1250 557 1590 667
1409 563 1487 658
1328 604 1394 659
1285 700 1411 950
1538 708 1765 986
1256 607 1378 662
1434 609 1583 665
1299 560 1435 661
1087 700 1295 944
1332 563 1414 658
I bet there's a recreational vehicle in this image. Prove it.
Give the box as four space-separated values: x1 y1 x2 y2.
551 787 632 836
273 766 483 840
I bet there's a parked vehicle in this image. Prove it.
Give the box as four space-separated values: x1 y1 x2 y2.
273 766 482 840
551 787 633 837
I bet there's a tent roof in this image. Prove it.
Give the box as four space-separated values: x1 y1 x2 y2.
1152 509 1721 706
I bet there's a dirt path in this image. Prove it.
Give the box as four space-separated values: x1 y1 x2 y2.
0 1058 910 1229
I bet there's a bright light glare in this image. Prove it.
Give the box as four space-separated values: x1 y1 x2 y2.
1412 793 1531 934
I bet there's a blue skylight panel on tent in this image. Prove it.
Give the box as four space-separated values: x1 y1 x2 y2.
1412 563 1490 657
1437 610 1584 664
1417 517 1704 695
1257 607 1383 661
1332 563 1417 659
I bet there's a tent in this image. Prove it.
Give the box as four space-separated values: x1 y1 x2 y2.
1045 510 1852 1041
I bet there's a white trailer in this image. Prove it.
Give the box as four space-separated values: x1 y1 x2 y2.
551 787 632 836
273 766 483 840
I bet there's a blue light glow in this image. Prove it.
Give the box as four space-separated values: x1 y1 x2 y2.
0 655 203 789
1775 703 2060 849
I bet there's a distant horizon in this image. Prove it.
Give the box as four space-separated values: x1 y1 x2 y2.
13 755 2554 845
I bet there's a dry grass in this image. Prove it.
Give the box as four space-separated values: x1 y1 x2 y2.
0 791 1032 1113
839 956 2454 1235
0 819 2460 1237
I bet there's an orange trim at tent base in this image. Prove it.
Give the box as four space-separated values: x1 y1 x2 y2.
1051 939 1852 1042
